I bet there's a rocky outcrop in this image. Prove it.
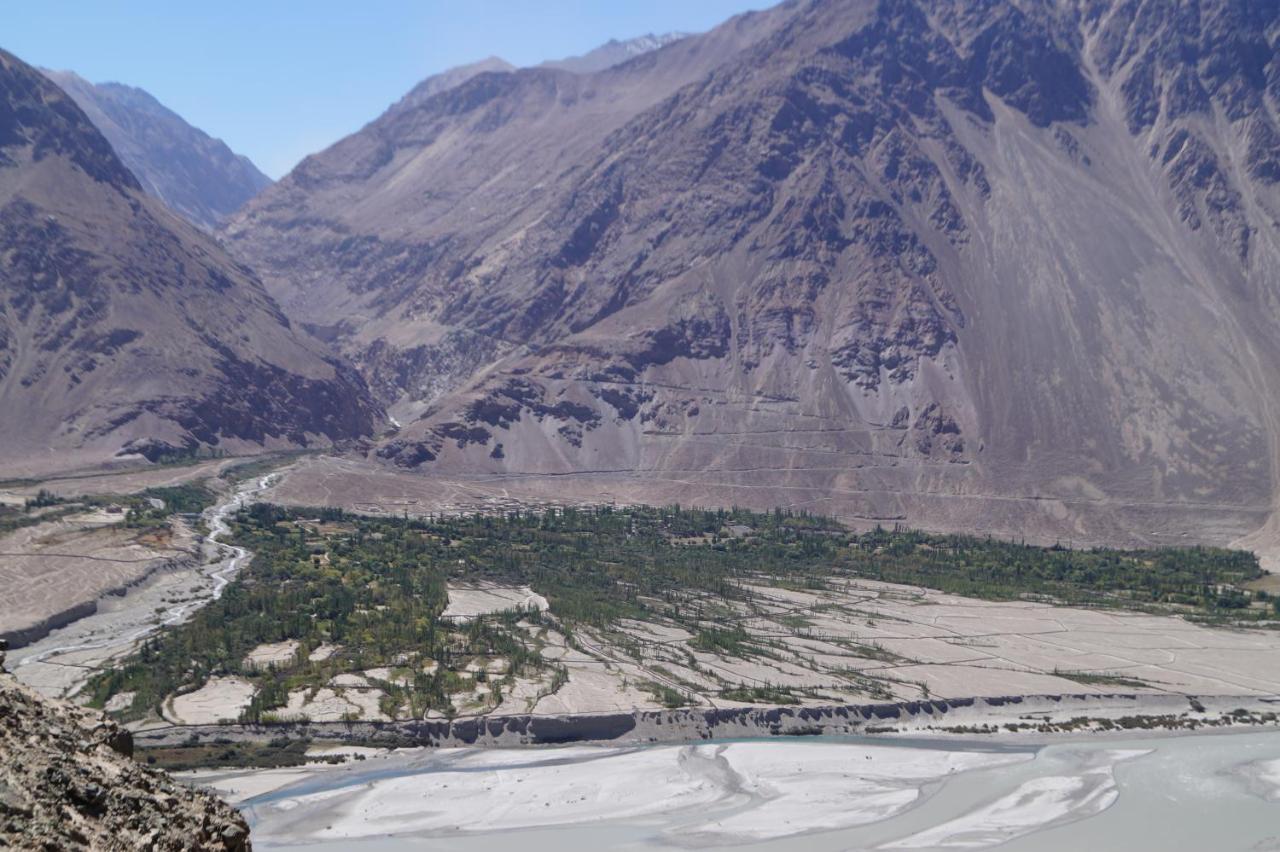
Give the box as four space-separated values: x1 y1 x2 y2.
912 402 965 459
0 642 250 851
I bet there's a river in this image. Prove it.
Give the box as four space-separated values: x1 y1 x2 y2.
232 729 1280 852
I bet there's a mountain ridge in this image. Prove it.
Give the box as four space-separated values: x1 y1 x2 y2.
540 32 691 74
223 1 798 403
226 0 1280 549
0 49 380 476
43 70 271 229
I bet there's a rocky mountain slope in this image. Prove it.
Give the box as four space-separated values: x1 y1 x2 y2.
382 56 516 120
0 49 380 475
224 0 1280 549
0 643 250 850
223 3 797 409
44 70 271 229
382 35 697 123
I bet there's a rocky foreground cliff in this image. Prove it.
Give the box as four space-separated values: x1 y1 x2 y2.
0 644 250 851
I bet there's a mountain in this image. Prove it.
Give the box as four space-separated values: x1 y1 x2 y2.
223 0 1280 550
43 70 271 229
0 49 379 476
0 644 250 850
222 4 796 410
541 33 690 74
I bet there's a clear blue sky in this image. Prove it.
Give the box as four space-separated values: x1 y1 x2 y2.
5 1 776 179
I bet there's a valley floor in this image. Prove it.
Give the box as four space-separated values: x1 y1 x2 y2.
8 454 1280 725
260 454 1275 560
3 453 1279 851
4 471 271 698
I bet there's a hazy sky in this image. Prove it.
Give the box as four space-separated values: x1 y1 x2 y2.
6 1 776 179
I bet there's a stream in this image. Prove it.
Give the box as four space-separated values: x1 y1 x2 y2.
9 474 273 697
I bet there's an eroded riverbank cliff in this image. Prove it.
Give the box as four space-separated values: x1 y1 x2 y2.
135 692 1280 752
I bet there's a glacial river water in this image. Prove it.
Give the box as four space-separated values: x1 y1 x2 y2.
248 729 1280 851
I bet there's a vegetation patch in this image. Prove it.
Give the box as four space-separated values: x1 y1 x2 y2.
137 483 218 515
638 681 691 708
720 684 803 705
87 504 1276 725
139 738 326 770
1050 669 1154 689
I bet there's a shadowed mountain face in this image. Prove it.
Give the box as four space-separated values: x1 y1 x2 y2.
44 70 271 229
225 0 1280 549
0 50 380 475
